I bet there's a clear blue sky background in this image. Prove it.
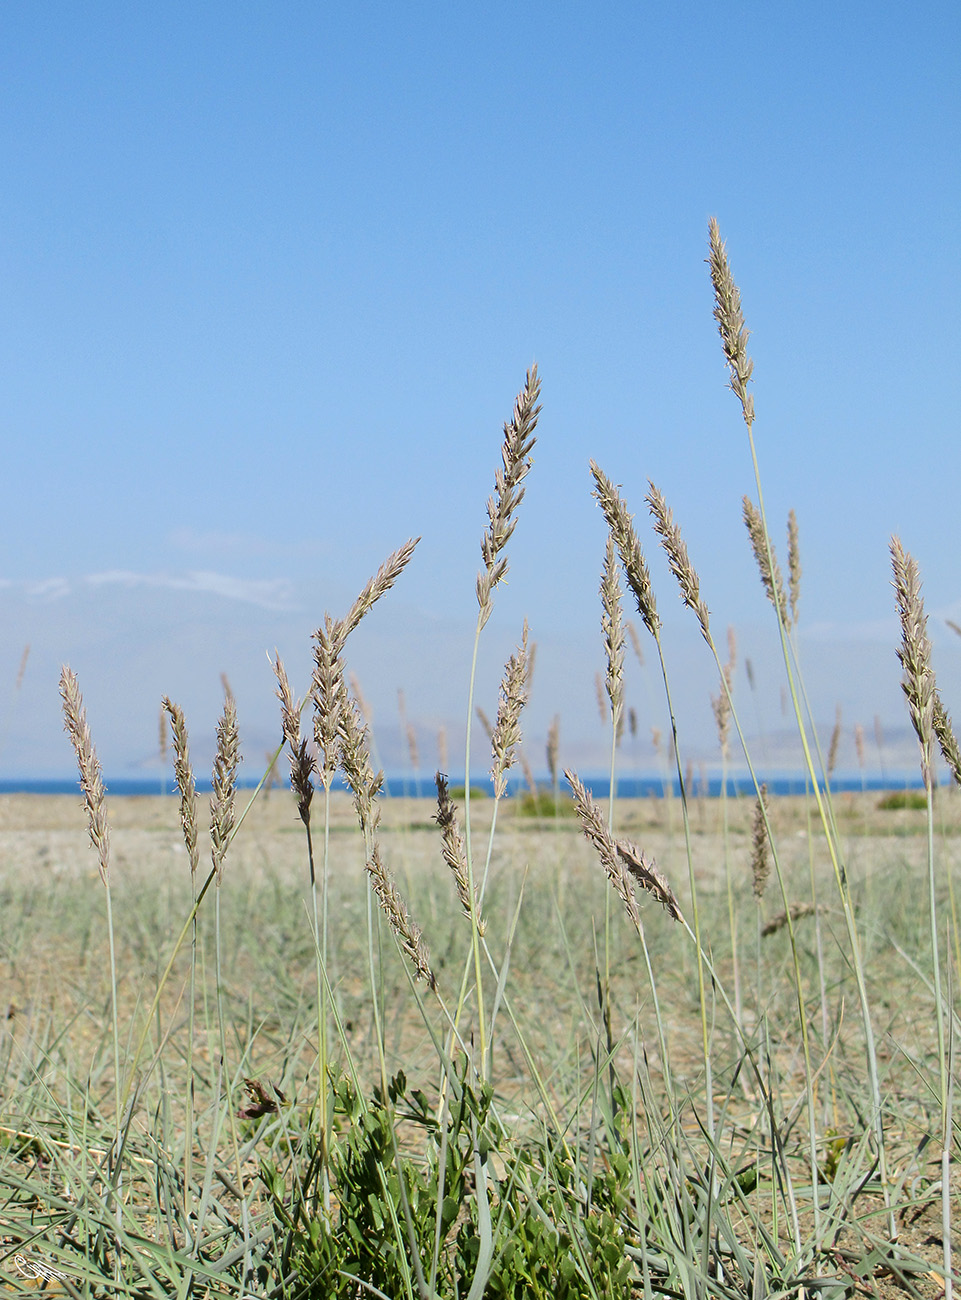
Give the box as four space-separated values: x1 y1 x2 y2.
0 2 958 782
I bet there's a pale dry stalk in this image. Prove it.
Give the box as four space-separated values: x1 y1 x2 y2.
891 536 935 790
476 366 542 629
646 482 711 644
60 666 110 884
162 696 200 878
590 463 660 638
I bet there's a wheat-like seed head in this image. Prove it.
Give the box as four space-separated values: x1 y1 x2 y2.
762 902 823 937
273 653 315 826
435 772 484 932
60 666 110 885
891 536 935 790
366 842 434 987
311 614 350 789
707 218 755 427
932 692 961 787
743 496 789 627
210 693 241 883
475 705 493 741
590 463 660 639
750 784 770 899
491 622 530 798
646 482 711 644
711 669 732 760
162 696 199 878
546 715 560 789
615 839 682 922
566 769 641 932
600 535 625 726
338 692 384 839
344 539 420 640
787 509 801 626
476 367 542 629
626 621 644 667
827 705 842 780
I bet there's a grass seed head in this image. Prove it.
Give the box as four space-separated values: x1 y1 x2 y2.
60 666 110 885
590 462 661 639
434 772 484 933
751 784 770 900
366 842 435 987
476 366 542 629
707 217 755 427
890 536 935 790
743 496 789 627
600 535 625 726
491 622 531 798
646 481 711 644
210 692 241 883
162 696 199 878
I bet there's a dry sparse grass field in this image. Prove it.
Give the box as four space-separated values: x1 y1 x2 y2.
1 223 957 1298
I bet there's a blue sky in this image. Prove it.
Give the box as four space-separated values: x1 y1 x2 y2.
0 2 958 782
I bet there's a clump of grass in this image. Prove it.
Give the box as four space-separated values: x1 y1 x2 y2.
877 789 929 810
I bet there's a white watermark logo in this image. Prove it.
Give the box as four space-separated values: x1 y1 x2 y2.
13 1252 67 1282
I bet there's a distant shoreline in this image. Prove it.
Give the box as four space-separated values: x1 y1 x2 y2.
0 774 931 800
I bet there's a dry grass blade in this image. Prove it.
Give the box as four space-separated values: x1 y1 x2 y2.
491 622 530 798
743 496 789 626
565 768 641 933
210 692 241 882
476 366 542 628
590 462 660 638
60 666 110 885
162 696 199 878
646 481 711 643
615 840 682 923
891 536 935 790
435 772 484 933
707 217 755 426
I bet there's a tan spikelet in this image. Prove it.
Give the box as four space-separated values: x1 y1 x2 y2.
60 667 110 885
